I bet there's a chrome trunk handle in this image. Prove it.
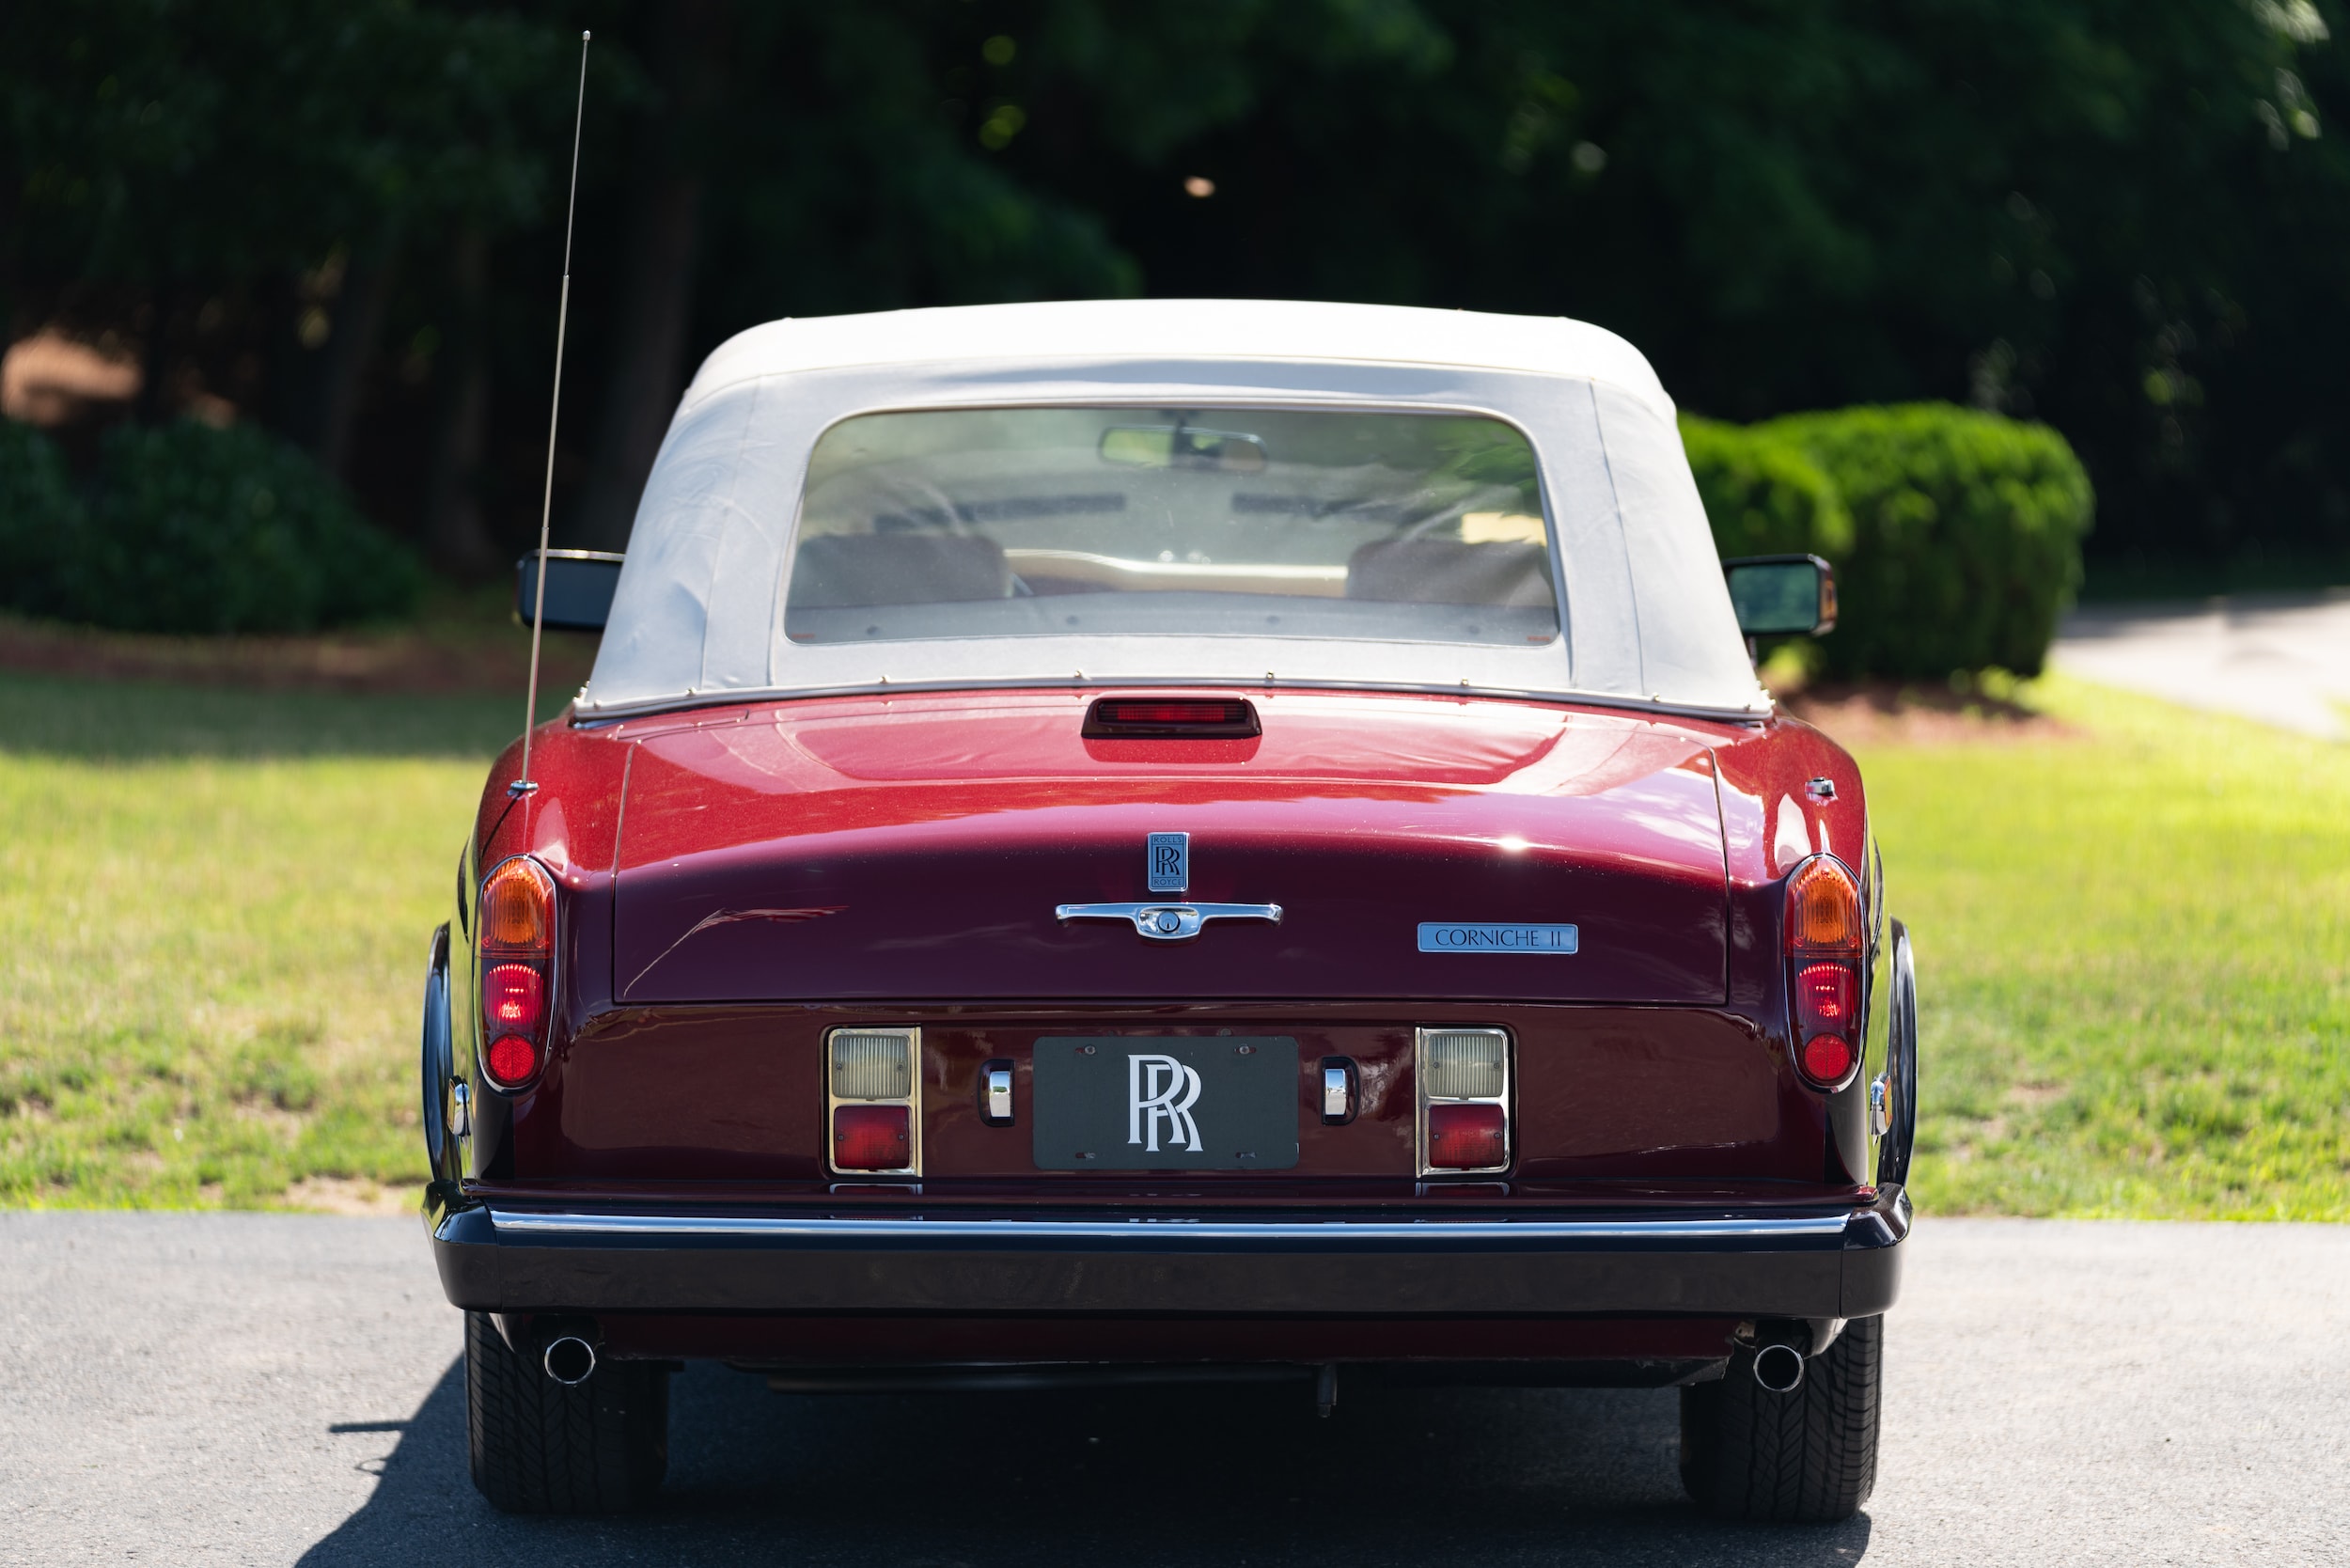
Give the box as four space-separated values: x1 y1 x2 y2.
1054 902 1283 942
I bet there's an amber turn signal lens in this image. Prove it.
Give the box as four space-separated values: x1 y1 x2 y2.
833 1105 912 1170
484 1033 540 1087
1425 1103 1507 1169
480 857 555 953
1786 855 1862 953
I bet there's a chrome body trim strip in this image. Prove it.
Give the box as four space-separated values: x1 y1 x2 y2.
485 1209 1853 1244
571 676 1773 728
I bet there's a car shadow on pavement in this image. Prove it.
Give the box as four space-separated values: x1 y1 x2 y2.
300 1355 1874 1567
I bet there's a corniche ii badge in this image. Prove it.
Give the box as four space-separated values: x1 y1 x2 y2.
1418 922 1580 953
1056 832 1283 943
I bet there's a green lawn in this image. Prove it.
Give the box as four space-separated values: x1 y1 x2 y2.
1864 676 2350 1218
0 667 2342 1215
0 673 527 1207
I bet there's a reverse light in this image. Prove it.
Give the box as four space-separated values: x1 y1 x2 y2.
827 1027 921 1176
1417 1027 1512 1175
476 856 556 1090
1785 855 1864 1090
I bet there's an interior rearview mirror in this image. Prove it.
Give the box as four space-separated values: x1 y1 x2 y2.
1723 554 1837 637
1099 424 1269 474
514 550 624 634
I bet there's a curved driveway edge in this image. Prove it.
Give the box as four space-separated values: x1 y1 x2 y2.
2054 591 2350 739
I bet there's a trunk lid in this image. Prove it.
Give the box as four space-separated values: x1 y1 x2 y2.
612 690 1727 1005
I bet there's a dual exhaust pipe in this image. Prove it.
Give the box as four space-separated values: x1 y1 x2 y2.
1751 1341 1805 1393
1747 1321 1815 1394
542 1334 598 1387
543 1324 1809 1395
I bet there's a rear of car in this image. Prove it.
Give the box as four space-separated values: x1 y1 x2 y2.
419 300 1918 1523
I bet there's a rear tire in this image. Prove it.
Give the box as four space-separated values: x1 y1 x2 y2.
1679 1313 1881 1522
465 1311 668 1513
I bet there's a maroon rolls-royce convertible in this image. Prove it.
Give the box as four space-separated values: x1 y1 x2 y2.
420 299 1918 1522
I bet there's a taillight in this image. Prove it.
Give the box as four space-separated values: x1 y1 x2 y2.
1785 855 1863 1090
1427 1104 1507 1168
1418 1027 1511 1174
833 1105 912 1170
827 1027 920 1176
477 856 556 1090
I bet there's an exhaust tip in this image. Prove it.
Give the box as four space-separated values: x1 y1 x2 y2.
1752 1342 1805 1394
542 1335 597 1386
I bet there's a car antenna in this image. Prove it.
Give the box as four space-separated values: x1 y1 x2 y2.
511 29 591 802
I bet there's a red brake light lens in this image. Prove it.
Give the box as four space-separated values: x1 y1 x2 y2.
1106 702 1233 724
1801 1033 1856 1085
1082 697 1261 738
482 964 544 1034
1425 1103 1507 1169
833 1105 912 1170
1794 961 1856 1033
485 1033 541 1088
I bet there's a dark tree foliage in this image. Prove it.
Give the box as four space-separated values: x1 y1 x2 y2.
5 0 2346 569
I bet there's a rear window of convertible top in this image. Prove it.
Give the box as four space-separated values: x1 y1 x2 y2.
781 407 1559 647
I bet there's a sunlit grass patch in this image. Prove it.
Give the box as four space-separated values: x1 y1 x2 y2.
0 671 521 1207
1858 675 2350 1218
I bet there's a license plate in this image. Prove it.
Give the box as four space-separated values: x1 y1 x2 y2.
1031 1037 1300 1171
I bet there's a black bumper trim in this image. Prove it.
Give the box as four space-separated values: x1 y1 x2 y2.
431 1190 1909 1321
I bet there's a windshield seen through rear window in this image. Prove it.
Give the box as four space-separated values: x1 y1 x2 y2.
783 407 1559 647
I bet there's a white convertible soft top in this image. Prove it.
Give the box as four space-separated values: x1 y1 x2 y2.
580 299 1766 718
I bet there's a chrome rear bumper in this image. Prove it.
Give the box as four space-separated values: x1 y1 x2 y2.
431 1189 1909 1320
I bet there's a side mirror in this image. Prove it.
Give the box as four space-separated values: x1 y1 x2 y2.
1723 553 1837 637
514 550 624 633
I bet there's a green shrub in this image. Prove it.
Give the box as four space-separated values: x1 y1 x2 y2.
1680 415 1853 559
1770 405 2093 679
49 419 423 635
0 420 84 611
1684 403 2094 679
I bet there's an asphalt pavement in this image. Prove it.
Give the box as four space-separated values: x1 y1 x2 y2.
2 1213 2344 1566
2052 589 2350 739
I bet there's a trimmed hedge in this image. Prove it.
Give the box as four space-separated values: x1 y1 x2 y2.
0 417 423 634
1681 414 1852 561
1683 403 2094 679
